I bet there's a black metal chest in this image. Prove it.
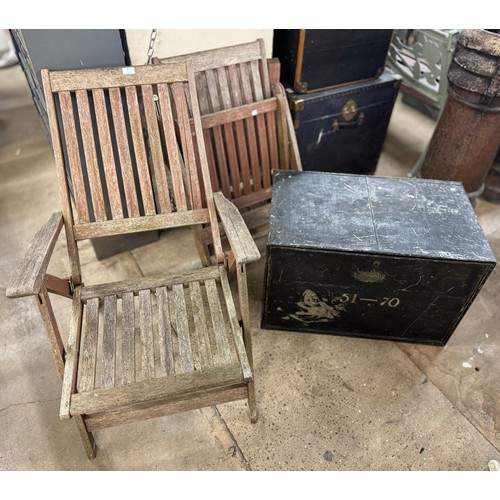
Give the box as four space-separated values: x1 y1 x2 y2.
262 171 496 345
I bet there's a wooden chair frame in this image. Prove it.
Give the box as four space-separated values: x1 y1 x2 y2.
154 39 302 258
6 62 260 459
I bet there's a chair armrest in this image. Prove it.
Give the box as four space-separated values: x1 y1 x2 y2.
6 212 64 298
213 192 261 265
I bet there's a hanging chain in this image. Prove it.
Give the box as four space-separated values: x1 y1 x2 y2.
146 29 158 64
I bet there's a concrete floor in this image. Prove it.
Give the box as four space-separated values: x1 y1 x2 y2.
1 61 500 472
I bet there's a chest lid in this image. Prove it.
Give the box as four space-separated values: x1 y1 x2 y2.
269 170 496 263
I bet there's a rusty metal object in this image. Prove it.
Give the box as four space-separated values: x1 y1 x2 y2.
421 29 500 201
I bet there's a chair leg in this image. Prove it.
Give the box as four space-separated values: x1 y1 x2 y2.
74 415 97 459
247 380 258 423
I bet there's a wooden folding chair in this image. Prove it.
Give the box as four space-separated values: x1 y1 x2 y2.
6 62 260 459
154 39 302 259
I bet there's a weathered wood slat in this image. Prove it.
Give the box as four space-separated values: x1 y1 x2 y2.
121 292 136 385
219 268 252 381
156 82 185 212
109 87 140 218
217 66 241 199
139 289 155 380
37 287 66 378
214 192 261 264
200 99 278 130
59 91 90 223
172 284 194 372
60 287 83 420
205 69 231 198
250 61 272 189
49 64 189 92
239 63 262 191
6 212 64 298
228 64 251 195
162 40 262 73
205 279 232 364
189 281 211 369
169 83 191 211
125 85 156 216
101 295 117 389
142 84 172 214
71 363 244 416
230 186 273 210
196 72 219 193
79 297 99 392
85 386 248 431
82 265 221 301
76 89 106 221
274 84 291 169
204 129 219 193
156 287 175 376
73 208 210 240
92 88 123 219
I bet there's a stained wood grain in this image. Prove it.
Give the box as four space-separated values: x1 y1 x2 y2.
79 297 99 392
76 89 106 221
101 295 117 389
49 64 189 92
70 363 244 415
213 192 261 264
109 87 140 218
139 289 155 380
121 292 136 385
156 287 175 376
93 88 123 219
172 284 194 372
7 212 64 298
60 287 83 420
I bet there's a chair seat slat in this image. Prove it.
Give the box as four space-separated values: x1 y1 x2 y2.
138 289 155 380
156 287 175 376
78 297 99 392
189 281 212 369
172 284 194 373
121 292 136 385
101 295 117 389
205 279 232 365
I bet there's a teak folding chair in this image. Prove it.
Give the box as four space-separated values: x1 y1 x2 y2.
154 39 302 259
6 63 260 459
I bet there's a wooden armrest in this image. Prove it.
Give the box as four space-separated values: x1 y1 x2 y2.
6 212 64 298
213 192 261 265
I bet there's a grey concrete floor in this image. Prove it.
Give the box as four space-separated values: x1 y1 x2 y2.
1 62 500 473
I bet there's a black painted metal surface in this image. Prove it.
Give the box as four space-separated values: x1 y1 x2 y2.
288 69 401 175
262 171 496 345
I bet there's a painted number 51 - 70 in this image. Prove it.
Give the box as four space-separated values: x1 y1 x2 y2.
340 293 400 307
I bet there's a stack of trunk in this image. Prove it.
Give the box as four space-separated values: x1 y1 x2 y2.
272 29 400 175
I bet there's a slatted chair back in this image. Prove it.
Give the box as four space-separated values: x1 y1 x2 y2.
155 38 301 215
42 63 223 280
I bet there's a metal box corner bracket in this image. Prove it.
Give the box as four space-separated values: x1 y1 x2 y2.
262 171 496 345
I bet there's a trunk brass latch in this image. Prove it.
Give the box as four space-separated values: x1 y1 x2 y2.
342 99 358 121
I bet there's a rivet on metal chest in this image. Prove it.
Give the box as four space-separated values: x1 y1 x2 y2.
262 170 496 345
